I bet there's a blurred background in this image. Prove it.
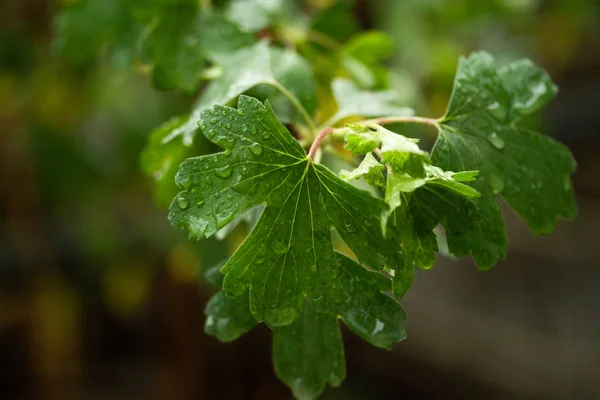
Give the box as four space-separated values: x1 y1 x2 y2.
1 0 599 399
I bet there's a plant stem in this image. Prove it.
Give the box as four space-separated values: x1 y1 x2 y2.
307 30 342 51
308 127 333 161
307 115 441 161
362 115 441 128
270 80 316 137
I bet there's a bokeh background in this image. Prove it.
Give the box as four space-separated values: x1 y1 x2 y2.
1 0 599 399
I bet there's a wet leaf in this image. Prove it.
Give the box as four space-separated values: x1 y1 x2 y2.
169 96 406 326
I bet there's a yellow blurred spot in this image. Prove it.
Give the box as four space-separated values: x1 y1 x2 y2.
167 243 200 283
103 259 151 318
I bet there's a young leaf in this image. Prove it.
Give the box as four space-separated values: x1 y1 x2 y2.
344 123 428 177
205 253 407 400
432 52 577 268
339 153 386 188
169 96 406 327
339 126 480 270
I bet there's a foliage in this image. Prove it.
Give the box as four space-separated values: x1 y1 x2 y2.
54 0 577 398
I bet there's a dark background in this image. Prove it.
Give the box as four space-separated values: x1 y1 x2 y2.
1 0 599 399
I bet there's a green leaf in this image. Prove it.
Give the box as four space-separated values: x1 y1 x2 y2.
140 115 197 207
162 41 315 156
343 123 428 177
54 0 136 66
326 79 414 126
383 165 480 228
144 42 315 207
311 1 359 43
431 52 577 268
339 153 385 188
139 3 254 91
244 46 317 124
204 290 258 342
345 31 395 66
169 96 406 326
205 253 406 400
343 31 395 89
225 0 289 33
338 126 480 271
387 197 438 270
273 300 345 400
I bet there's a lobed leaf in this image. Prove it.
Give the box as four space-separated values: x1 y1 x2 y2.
143 42 316 206
205 252 406 400
431 51 577 268
170 96 406 327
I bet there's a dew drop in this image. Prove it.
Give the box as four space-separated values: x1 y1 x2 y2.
178 175 191 190
177 195 189 210
262 131 270 139
250 143 263 156
270 239 289 255
225 123 231 129
211 118 218 124
242 124 248 132
216 165 232 179
344 222 357 233
488 132 505 150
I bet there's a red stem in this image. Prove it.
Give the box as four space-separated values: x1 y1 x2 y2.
307 127 333 161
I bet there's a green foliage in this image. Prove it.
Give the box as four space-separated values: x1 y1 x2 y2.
54 1 578 399
433 52 577 268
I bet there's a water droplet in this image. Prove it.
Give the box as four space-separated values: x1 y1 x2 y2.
344 222 357 233
270 239 289 255
371 318 385 335
225 123 231 129
209 109 218 116
211 118 218 124
216 165 232 179
227 194 233 200
177 195 189 210
262 131 270 139
242 124 248 132
178 175 191 190
488 132 505 150
206 129 216 139
250 143 263 156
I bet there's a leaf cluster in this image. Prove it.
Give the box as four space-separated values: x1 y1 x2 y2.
54 1 577 399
